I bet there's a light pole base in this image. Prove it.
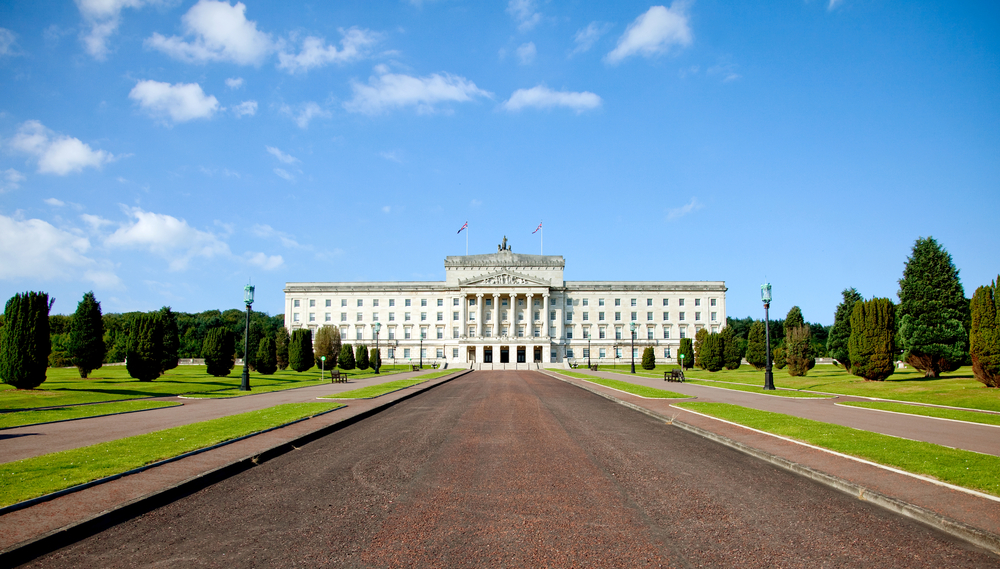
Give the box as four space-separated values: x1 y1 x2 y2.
763 370 775 390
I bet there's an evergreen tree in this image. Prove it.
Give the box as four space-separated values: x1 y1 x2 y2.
68 291 105 378
827 288 863 372
159 306 179 373
126 312 163 381
694 328 709 369
288 329 314 372
370 347 381 373
703 333 725 372
356 344 370 370
0 292 53 389
721 326 742 370
773 346 787 369
784 306 805 339
275 327 290 370
849 297 897 381
745 321 768 370
641 346 655 370
897 236 968 377
255 336 278 376
202 327 235 377
969 277 1000 387
677 338 694 369
339 342 356 370
313 326 337 369
785 325 814 376
243 321 264 371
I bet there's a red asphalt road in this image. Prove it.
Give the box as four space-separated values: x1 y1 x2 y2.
22 371 1000 568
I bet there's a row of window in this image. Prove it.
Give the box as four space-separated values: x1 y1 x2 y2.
292 296 720 311
566 311 718 322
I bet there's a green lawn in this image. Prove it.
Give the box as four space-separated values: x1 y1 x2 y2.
0 364 412 409
0 401 181 430
673 402 1000 498
839 401 1000 427
685 379 830 398
555 370 690 399
0 402 342 508
320 368 462 399
182 367 406 399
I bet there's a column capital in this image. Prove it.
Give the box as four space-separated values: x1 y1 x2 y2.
476 292 484 298
525 293 534 298
542 292 550 298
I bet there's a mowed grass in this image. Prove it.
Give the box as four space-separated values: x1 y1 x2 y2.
321 369 462 399
0 402 342 508
674 402 1000 498
0 364 413 409
556 370 690 399
609 364 1000 412
839 401 1000 427
0 401 181 430
183 367 406 399
685 379 830 398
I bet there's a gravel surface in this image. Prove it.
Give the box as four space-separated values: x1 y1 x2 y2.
25 371 999 568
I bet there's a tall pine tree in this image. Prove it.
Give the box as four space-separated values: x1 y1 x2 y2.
339 342 356 370
0 292 53 389
827 288 863 372
159 306 179 373
289 329 314 372
677 338 694 369
721 326 742 370
702 333 725 372
694 328 709 369
745 321 768 370
203 327 235 377
849 297 896 381
275 327 290 370
897 237 968 377
68 291 105 378
255 336 278 376
356 344 370 370
313 326 337 369
970 277 1000 387
126 312 163 381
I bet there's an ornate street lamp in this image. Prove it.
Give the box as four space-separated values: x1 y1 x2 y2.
588 335 592 369
629 321 637 374
240 282 254 392
419 330 425 369
762 282 775 391
680 353 685 369
374 322 382 374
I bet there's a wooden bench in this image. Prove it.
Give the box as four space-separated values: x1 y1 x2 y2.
411 365 421 372
330 371 346 383
589 365 598 371
664 369 685 382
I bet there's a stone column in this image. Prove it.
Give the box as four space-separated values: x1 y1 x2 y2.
461 293 468 336
543 292 550 337
525 293 534 338
476 293 484 338
509 293 517 338
492 293 500 337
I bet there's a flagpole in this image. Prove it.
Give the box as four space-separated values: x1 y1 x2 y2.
466 224 469 255
541 223 543 255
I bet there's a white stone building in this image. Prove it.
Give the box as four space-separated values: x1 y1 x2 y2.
284 245 726 369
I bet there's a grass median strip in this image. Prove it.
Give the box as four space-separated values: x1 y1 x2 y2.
556 370 690 399
0 402 343 508
839 401 1000 427
319 369 460 400
685 379 830 398
0 401 181 430
673 402 1000 498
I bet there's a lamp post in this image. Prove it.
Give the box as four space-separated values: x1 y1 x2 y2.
629 321 636 374
762 282 775 390
680 353 685 370
240 283 254 392
320 355 326 381
419 330 425 369
588 335 592 369
374 322 381 374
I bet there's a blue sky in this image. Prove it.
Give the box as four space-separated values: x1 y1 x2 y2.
0 0 997 324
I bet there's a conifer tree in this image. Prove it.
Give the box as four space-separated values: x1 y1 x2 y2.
677 338 694 369
720 326 742 370
0 292 53 389
773 346 786 369
313 326 337 369
745 321 768 370
288 329 314 372
126 312 163 381
784 306 805 339
969 277 1000 387
68 291 105 378
694 328 709 369
897 236 968 377
339 342 356 370
243 321 264 371
275 327 290 370
641 346 655 370
849 297 896 381
370 347 381 373
159 306 179 373
703 333 725 372
827 288 863 372
356 344 370 370
202 327 235 377
255 336 278 376
785 325 813 376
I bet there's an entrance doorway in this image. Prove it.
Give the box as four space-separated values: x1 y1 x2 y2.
484 346 493 363
500 346 510 363
533 347 542 363
467 347 476 363
516 347 526 363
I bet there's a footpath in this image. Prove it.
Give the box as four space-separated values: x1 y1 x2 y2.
542 368 1000 556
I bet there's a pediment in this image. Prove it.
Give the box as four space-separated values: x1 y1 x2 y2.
460 269 550 287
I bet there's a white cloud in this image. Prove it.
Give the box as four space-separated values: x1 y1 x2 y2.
1 168 25 191
516 42 536 65
507 0 541 31
246 251 283 270
666 197 702 221
277 27 379 74
379 151 401 163
232 100 257 117
129 80 219 123
251 224 305 249
81 213 114 231
381 205 391 213
9 120 116 175
225 77 244 89
0 28 19 57
605 3 693 64
502 85 602 113
344 67 491 115
105 207 230 271
146 0 274 65
44 197 66 206
280 101 331 128
0 214 120 287
707 61 741 82
266 146 300 164
273 168 295 182
572 22 611 55
75 0 157 60
828 0 844 9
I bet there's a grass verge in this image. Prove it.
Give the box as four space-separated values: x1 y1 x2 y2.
839 401 1000 427
685 379 830 398
0 402 342 508
0 401 181 430
673 402 1000 498
555 370 690 399
322 380 427 399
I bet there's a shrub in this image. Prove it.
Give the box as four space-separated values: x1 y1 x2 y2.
203 327 235 377
745 321 768 370
970 277 1000 387
702 333 725 372
275 327 290 370
159 306 179 373
356 344 369 370
313 326 338 369
255 336 278 376
721 326 742 370
677 338 694 369
0 292 53 389
288 329 314 373
694 328 709 369
68 291 105 379
641 346 655 370
126 313 163 381
773 346 786 369
243 321 264 371
849 297 897 381
827 288 863 372
784 306 805 339
370 347 381 372
786 326 814 377
339 342 355 370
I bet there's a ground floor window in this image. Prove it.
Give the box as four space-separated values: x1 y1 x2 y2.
388 348 395 358
452 348 459 358
583 348 590 358
551 350 557 360
566 348 574 358
436 348 444 358
664 348 671 358
404 348 410 358
599 348 606 358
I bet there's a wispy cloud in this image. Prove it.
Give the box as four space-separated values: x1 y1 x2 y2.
9 120 117 175
280 101 331 128
571 22 611 55
232 100 257 117
277 27 380 73
344 66 491 115
129 80 219 124
266 146 300 164
273 168 295 182
105 206 231 271
507 0 541 31
1 168 25 191
516 42 536 65
606 3 693 65
225 77 244 89
0 213 120 287
502 85 602 113
666 197 702 221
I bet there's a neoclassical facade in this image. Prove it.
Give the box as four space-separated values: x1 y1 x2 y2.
284 246 727 369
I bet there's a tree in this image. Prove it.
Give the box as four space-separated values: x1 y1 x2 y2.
275 327 290 370
202 327 235 377
370 347 381 373
694 328 709 369
721 326 742 370
827 288 863 372
785 325 814 376
702 333 725 372
159 306 179 373
641 346 655 370
745 321 768 370
255 336 278 376
784 306 805 339
0 292 53 389
773 346 786 369
849 297 896 381
677 338 694 369
243 321 264 371
126 312 163 381
970 277 1000 387
68 291 105 378
725 316 755 342
313 326 338 369
288 329 314 372
897 237 968 377
356 344 369 370
339 342 356 370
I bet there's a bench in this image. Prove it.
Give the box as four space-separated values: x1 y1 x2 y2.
569 363 579 369
330 371 346 383
664 369 685 382
589 365 598 371
411 365 421 372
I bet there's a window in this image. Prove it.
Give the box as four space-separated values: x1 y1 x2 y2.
404 348 411 358
469 325 476 336
550 311 556 320
599 327 606 339
614 311 621 321
534 299 540 306
599 312 605 321
583 348 590 358
325 299 332 307
341 299 347 307
583 312 589 321
485 298 491 306
502 326 508 336
502 299 507 306
583 328 590 339
631 311 637 321
387 348 394 358
582 299 589 306
341 313 347 322
309 313 315 322
663 328 670 339
663 298 669 306
616 348 622 358
485 326 492 337
679 312 686 321
293 300 300 308
389 312 395 321
388 329 395 340
405 299 411 307
633 348 639 358
437 328 443 339
533 327 540 337
372 312 379 321
452 348 459 358
551 350 558 360
518 326 525 337
664 348 671 358
599 348 606 358
357 299 363 307
437 312 443 321
615 298 621 306
680 328 687 339
647 329 653 340
567 348 575 358
711 312 717 321
437 299 443 307
356 330 362 340
566 312 573 321
710 298 717 307
663 312 669 321
564 328 573 339
293 313 300 322
647 311 653 321
421 299 427 307
404 328 411 339
630 298 636 307
518 312 524 321
453 311 459 321
647 298 653 306
357 312 363 322
453 298 460 306
389 299 395 307
534 311 540 320
615 327 622 340
472 312 478 321
518 299 524 307
712 326 719 334
502 311 507 321
325 313 331 322
405 312 411 321
373 299 379 307
421 312 427 321
695 298 701 307
309 300 315 307
599 298 605 306
695 312 702 321
678 299 685 307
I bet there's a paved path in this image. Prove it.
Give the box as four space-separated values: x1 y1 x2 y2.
0 369 446 463
22 371 999 568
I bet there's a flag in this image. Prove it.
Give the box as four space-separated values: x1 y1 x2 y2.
457 221 468 234
532 221 542 234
